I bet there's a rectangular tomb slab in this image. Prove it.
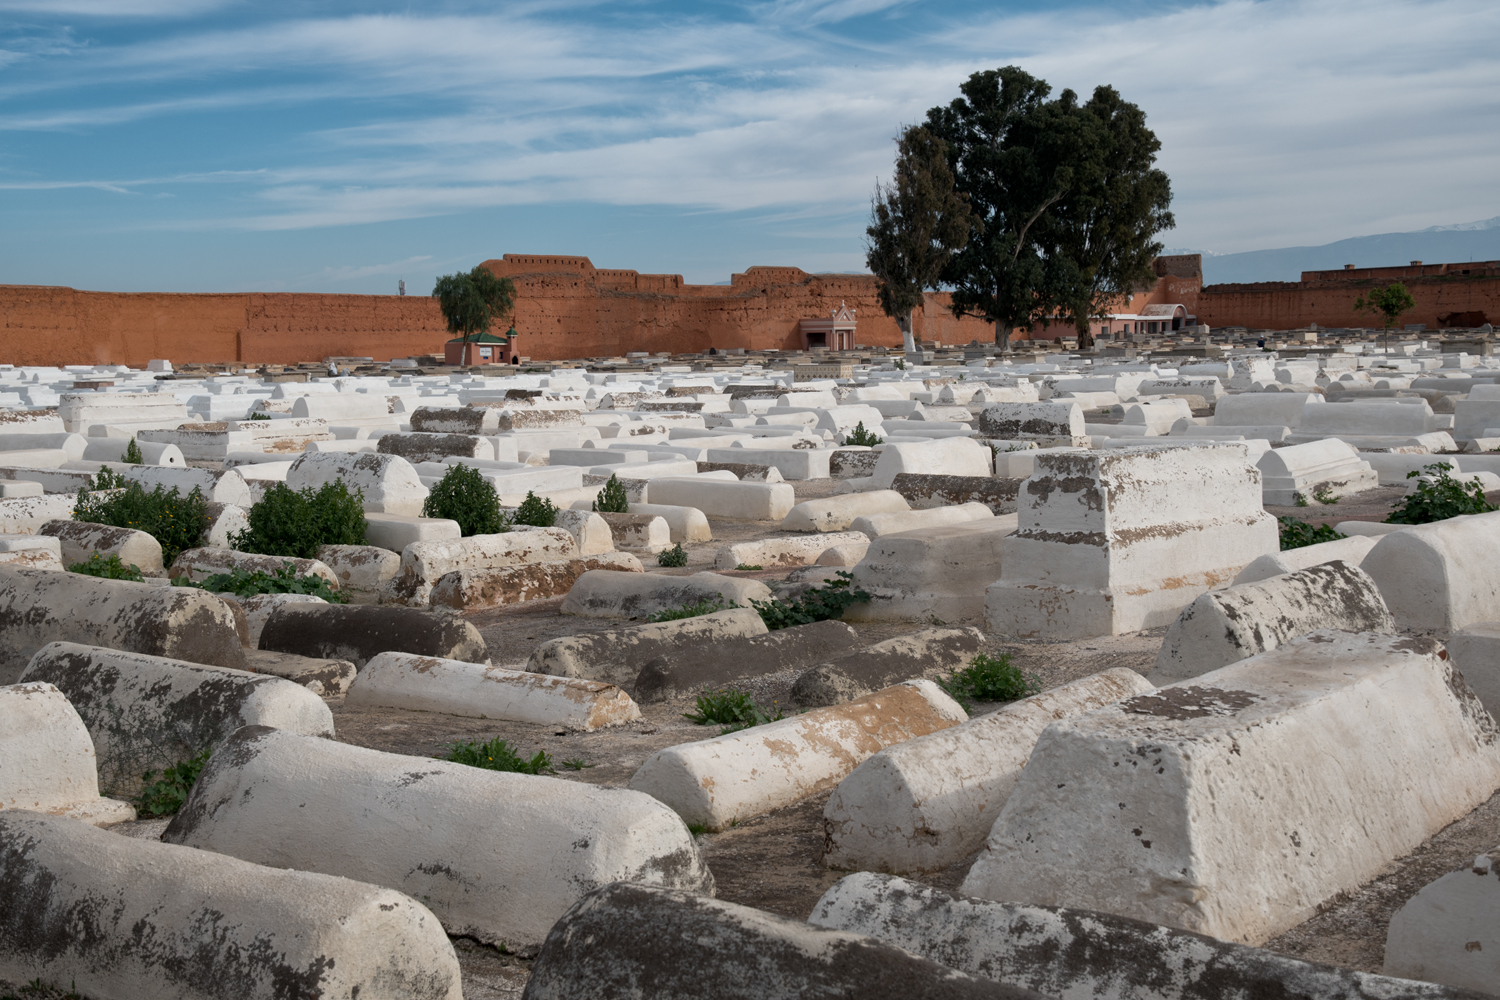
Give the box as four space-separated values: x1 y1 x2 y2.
959 630 1500 945
985 443 1277 639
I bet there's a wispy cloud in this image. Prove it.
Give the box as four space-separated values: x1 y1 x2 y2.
0 0 229 15
1 0 1496 260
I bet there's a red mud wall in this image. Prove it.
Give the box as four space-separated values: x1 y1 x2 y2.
0 285 450 368
481 256 996 355
1199 271 1500 330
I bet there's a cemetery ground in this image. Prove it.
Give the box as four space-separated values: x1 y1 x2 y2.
79 478 1500 1000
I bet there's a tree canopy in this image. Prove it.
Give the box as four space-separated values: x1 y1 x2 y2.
432 266 517 344
921 66 1173 350
865 125 976 357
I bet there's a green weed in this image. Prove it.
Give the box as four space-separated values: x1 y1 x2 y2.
67 553 144 582
939 652 1040 709
189 562 345 603
443 737 552 774
750 571 869 630
135 749 212 818
1387 462 1499 524
74 481 211 567
1277 516 1346 550
683 688 786 735
656 543 688 567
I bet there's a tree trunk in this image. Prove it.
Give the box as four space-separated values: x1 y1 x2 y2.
996 317 1009 353
899 312 918 363
1077 325 1095 351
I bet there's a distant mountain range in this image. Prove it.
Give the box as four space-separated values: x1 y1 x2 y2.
1167 215 1500 286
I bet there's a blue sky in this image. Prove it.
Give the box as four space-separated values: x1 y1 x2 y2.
1 0 1496 294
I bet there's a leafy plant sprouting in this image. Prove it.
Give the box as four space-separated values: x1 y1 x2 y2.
559 757 595 771
646 598 730 623
683 688 787 735
134 748 212 818
1293 492 1310 507
88 467 128 491
232 479 368 558
443 737 552 774
512 490 559 528
592 474 630 514
939 652 1040 710
74 482 212 567
1277 516 1346 551
67 553 144 582
735 563 763 571
657 543 688 567
122 438 144 464
1386 462 1499 525
246 411 273 420
842 421 883 447
421 464 508 537
750 571 870 630
1313 485 1340 505
190 562 346 603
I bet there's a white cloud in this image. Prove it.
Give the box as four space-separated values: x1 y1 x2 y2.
0 0 229 15
3 0 1497 255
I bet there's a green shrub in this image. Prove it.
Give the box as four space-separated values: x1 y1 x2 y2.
191 562 346 603
123 438 143 464
74 482 211 567
939 652 1040 709
751 571 870 630
512 490 559 527
657 542 688 567
232 480 368 558
592 474 629 513
1277 516 1346 550
735 563 763 571
421 464 508 536
646 598 730 622
683 688 786 735
1312 485 1339 505
1386 462 1499 525
894 358 906 370
67 552 144 582
134 749 212 818
247 411 272 420
88 467 128 490
842 421 883 447
443 737 552 774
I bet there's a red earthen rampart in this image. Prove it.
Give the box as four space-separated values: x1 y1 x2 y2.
1198 270 1500 330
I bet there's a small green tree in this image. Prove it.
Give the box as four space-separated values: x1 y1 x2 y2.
842 421 883 447
1354 281 1417 354
422 464 508 536
123 438 143 464
512 490 558 527
432 265 517 366
231 480 368 558
593 475 629 514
